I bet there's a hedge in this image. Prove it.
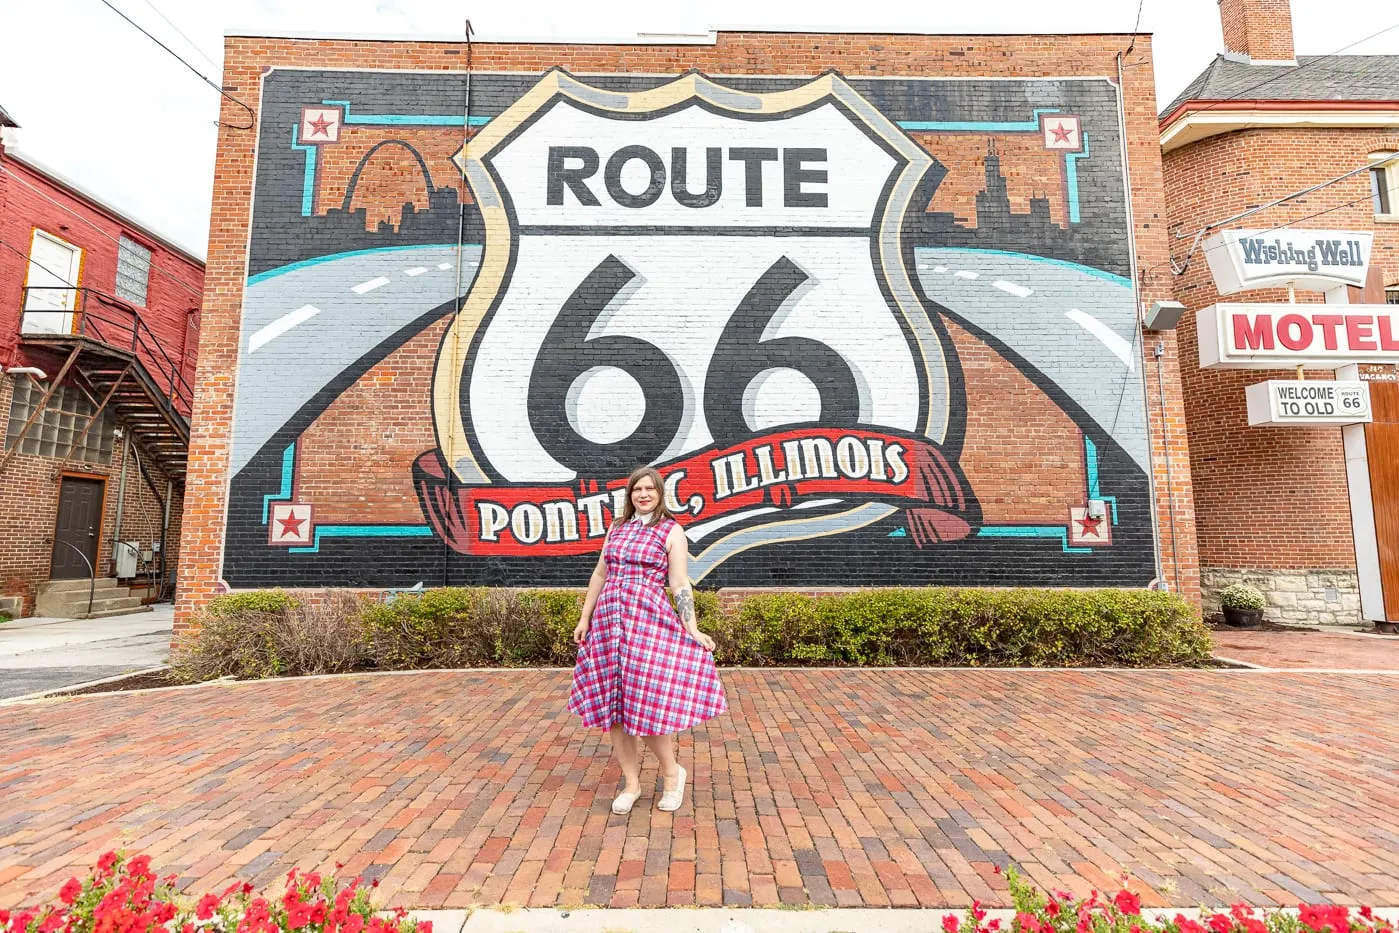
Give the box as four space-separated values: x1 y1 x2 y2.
169 586 1209 682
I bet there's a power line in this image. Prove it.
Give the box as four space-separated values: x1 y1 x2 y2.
0 164 204 299
96 0 253 130
135 0 219 71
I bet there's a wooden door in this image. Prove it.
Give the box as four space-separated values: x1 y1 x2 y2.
51 477 104 580
1365 382 1399 620
22 230 82 334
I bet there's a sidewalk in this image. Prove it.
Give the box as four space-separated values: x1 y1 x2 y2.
1211 627 1399 670
2 666 1397 911
0 603 173 701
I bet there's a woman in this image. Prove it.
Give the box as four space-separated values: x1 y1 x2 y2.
567 466 727 814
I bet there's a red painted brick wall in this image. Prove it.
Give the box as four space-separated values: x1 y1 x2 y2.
0 155 204 383
1163 127 1399 572
176 32 1201 628
0 147 199 613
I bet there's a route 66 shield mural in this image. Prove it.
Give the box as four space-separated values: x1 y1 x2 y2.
413 71 975 578
226 66 1155 589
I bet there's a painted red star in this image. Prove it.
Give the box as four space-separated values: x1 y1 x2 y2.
278 511 306 537
1075 514 1104 537
307 113 334 137
1050 122 1074 144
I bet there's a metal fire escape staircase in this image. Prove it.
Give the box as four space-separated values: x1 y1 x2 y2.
5 287 192 480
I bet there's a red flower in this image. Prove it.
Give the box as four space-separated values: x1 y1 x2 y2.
944 914 961 933
128 855 152 877
1208 912 1233 933
1362 908 1375 921
1046 901 1061 918
196 894 221 921
1175 917 1206 933
1114 890 1142 916
1016 912 1043 933
973 902 988 922
59 879 82 906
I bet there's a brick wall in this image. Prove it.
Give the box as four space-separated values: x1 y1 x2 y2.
0 157 204 381
0 375 183 615
177 32 1200 629
1218 0 1296 62
1163 126 1399 621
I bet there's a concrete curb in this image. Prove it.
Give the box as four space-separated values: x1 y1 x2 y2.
0 666 172 706
410 906 1399 933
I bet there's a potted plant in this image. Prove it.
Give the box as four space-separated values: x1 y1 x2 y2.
1219 583 1265 628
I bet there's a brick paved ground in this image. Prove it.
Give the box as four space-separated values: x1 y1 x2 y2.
3 669 1398 911
1212 630 1399 670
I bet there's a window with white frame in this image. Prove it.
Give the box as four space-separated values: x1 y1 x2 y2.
1370 153 1399 217
4 380 115 464
115 235 151 305
1387 286 1399 305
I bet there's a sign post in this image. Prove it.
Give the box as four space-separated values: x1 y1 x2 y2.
1199 228 1387 623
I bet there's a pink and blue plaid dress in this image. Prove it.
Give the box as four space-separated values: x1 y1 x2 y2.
567 516 727 737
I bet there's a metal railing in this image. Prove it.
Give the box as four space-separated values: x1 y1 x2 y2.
19 287 194 422
52 540 97 618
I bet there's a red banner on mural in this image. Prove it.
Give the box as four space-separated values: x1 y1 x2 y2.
414 427 975 556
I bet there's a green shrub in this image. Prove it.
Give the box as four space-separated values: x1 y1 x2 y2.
712 587 1209 668
1219 583 1266 611
178 584 1210 678
172 590 365 682
204 589 300 616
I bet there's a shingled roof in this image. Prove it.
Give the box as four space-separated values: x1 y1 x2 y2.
0 104 17 128
1163 53 1399 118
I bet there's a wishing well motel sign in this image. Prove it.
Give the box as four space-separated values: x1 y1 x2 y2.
1199 229 1388 426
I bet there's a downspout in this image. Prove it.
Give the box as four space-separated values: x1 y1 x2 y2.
114 432 131 568
1116 50 1170 591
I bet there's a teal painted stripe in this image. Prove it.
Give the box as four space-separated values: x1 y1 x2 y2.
1064 131 1091 224
262 443 296 523
1083 436 1119 525
323 100 490 126
247 243 469 286
977 525 1092 554
897 108 1059 132
290 125 318 218
289 524 435 555
912 246 1131 288
1085 437 1101 499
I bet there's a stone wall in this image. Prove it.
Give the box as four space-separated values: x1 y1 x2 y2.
1201 566 1362 627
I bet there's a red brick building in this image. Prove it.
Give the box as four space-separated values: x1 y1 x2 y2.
175 28 1199 627
1163 0 1399 625
0 106 204 618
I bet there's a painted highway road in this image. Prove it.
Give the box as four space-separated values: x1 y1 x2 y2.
232 243 1147 479
231 244 480 476
913 247 1149 473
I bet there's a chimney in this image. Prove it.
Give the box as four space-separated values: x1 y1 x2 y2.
1218 0 1296 63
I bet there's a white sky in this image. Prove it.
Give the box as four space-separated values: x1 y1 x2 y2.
2 0 1397 259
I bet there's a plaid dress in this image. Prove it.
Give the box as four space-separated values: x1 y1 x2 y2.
567 517 727 737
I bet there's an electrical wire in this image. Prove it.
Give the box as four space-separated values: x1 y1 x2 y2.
135 0 220 71
95 0 254 130
0 164 204 298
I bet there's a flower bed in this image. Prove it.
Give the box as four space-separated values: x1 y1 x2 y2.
167 586 1211 683
5 855 1392 933
2 852 426 933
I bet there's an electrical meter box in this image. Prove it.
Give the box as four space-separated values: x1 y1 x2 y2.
115 541 140 578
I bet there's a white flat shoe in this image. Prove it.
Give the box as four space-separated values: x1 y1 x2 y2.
611 789 640 815
657 766 687 812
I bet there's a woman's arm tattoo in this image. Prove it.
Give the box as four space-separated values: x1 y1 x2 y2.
675 587 696 625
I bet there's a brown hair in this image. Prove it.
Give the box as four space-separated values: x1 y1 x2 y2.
614 466 676 527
